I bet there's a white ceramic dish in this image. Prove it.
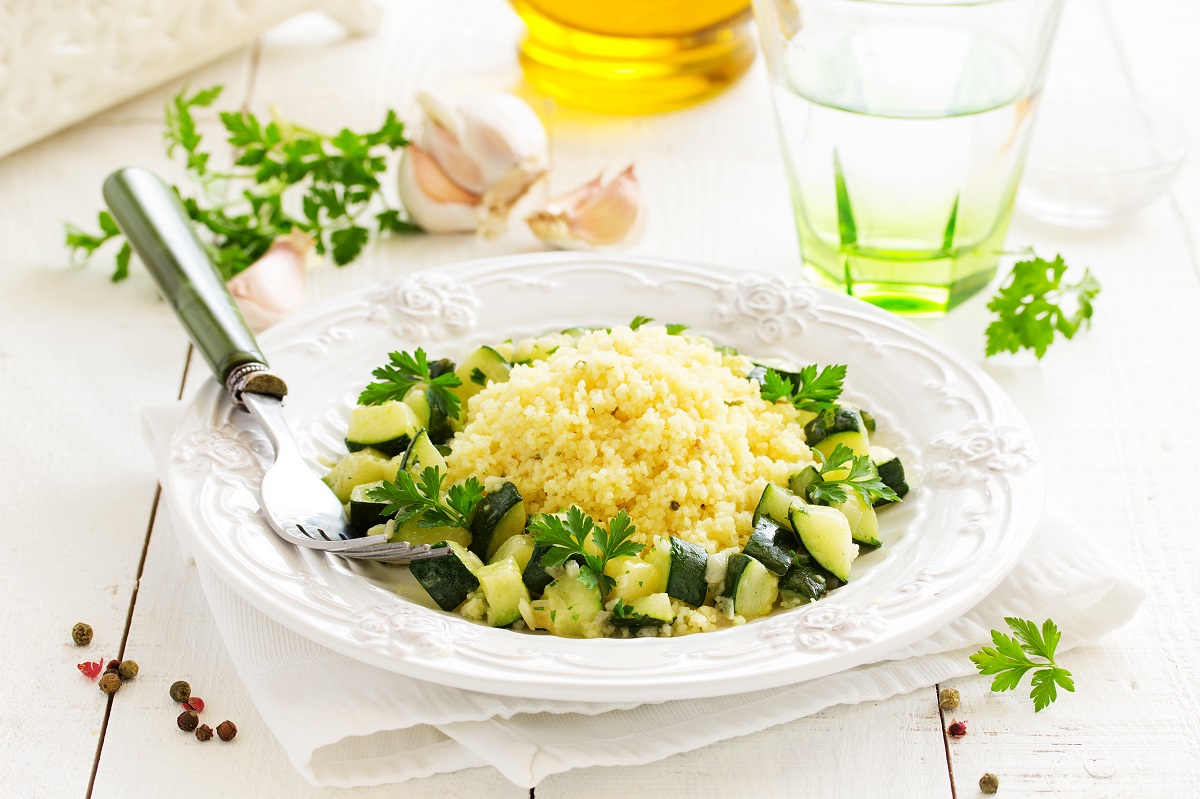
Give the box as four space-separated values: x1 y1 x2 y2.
165 254 1044 702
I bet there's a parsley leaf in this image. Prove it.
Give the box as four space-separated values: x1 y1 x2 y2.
366 466 482 530
985 254 1100 359
806 443 900 506
665 323 689 335
969 617 1075 712
528 506 645 595
358 348 463 419
629 315 653 330
66 83 418 283
759 365 847 414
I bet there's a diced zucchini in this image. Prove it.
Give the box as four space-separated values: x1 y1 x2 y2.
787 466 822 504
610 593 675 630
387 516 471 548
348 480 391 536
742 517 798 576
522 544 557 598
752 482 802 528
409 540 482 611
779 563 828 601
400 428 447 478
425 387 455 445
475 558 531 627
804 407 870 460
530 574 604 638
604 555 660 603
451 346 511 415
665 537 708 606
469 483 526 561
322 449 401 503
722 553 780 620
403 390 431 428
870 446 910 506
788 505 857 582
489 533 536 572
832 489 882 548
345 401 422 457
860 409 877 433
428 357 456 378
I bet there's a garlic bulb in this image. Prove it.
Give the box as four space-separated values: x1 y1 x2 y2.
526 165 641 249
398 91 548 236
227 231 312 332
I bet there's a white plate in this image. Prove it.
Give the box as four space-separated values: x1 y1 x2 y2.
166 254 1043 702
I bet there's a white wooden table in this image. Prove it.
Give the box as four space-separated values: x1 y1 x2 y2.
3 0 1197 795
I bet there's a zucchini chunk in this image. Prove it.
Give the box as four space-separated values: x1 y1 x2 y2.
644 536 707 606
610 593 675 630
831 489 882 548
779 563 828 601
721 553 780 620
859 409 877 433
400 428 447 477
521 544 557 598
752 482 802 528
870 446 910 506
409 541 482 611
788 504 857 582
604 555 661 603
345 401 422 457
804 407 870 460
387 516 472 548
402 390 431 428
475 558 531 627
530 573 604 638
787 466 821 504
742 517 798 576
469 482 526 561
489 533 536 572
451 346 511 415
348 480 391 536
322 448 402 503
425 386 456 446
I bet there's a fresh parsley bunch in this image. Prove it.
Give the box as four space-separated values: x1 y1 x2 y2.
358 347 462 420
970 617 1075 711
807 443 899 506
66 84 419 282
529 506 644 595
986 255 1100 359
759 364 847 414
366 466 483 531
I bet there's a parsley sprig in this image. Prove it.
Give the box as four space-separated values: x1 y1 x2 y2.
628 316 689 335
807 443 900 506
529 506 644 594
358 348 462 419
760 364 847 414
67 84 418 282
970 617 1075 712
366 466 483 530
986 255 1100 360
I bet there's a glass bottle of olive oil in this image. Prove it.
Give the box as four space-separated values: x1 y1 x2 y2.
511 0 755 114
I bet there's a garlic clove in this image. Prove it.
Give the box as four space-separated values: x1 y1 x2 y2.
526 165 642 249
456 93 549 188
423 121 487 196
397 145 480 233
226 231 312 332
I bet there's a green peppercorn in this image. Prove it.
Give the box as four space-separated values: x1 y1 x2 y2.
72 622 93 647
98 673 122 695
216 720 237 741
979 773 1000 794
195 724 214 742
177 710 199 732
117 660 139 680
938 687 960 711
169 680 191 703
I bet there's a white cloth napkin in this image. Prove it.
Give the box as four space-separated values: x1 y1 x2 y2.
145 404 1145 789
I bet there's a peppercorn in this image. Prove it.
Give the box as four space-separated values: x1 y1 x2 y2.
177 710 199 732
117 660 139 680
979 773 1000 794
182 696 204 713
105 659 121 674
169 680 191 703
938 687 960 711
216 720 237 741
72 622 93 647
195 724 214 742
947 719 968 738
98 673 122 695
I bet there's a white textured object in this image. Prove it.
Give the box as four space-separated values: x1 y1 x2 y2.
0 0 380 160
162 254 1047 702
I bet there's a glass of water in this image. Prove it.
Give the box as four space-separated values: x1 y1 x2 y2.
754 0 1064 314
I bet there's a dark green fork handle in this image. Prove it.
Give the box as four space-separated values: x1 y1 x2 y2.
103 168 285 399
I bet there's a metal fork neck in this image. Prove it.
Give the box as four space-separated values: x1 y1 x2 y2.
226 363 288 408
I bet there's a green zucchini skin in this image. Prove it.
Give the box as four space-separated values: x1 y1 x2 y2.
859 410 877 433
742 518 798 576
409 542 480 611
873 456 909 506
803 407 864 447
428 358 456 378
425 387 455 446
787 466 822 504
610 594 675 630
348 480 391 536
522 544 556 598
779 563 828 600
665 537 709 606
721 553 754 600
469 483 525 561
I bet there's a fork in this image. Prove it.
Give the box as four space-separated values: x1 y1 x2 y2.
103 167 449 565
